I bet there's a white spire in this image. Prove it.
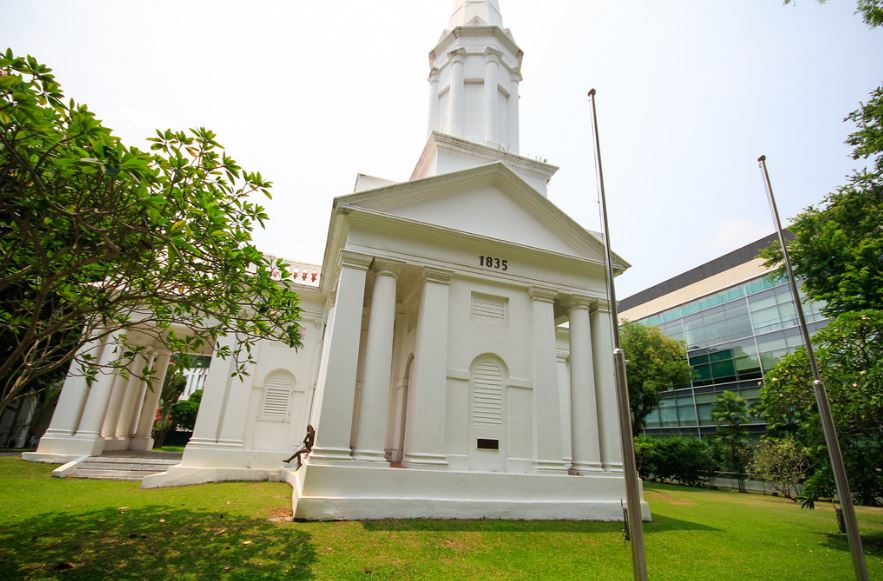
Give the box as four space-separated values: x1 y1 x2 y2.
449 0 503 29
415 0 557 194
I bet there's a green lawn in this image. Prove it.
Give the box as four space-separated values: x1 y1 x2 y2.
0 458 880 579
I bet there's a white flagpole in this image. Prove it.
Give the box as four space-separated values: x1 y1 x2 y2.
757 155 868 581
588 89 648 581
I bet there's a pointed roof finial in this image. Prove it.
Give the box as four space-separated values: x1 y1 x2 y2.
449 0 503 28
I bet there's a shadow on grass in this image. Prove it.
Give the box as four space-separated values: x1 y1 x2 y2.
0 505 314 580
360 513 719 533
817 529 883 557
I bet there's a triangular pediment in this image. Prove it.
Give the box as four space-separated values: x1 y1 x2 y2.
334 163 628 269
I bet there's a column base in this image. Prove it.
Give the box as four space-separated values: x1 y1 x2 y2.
571 461 604 474
402 452 448 470
31 434 105 458
603 462 624 473
129 437 154 452
102 437 132 452
534 460 569 474
351 448 390 465
307 446 354 465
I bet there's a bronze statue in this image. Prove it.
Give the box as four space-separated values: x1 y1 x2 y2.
284 424 315 469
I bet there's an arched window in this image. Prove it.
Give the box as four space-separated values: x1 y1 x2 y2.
260 370 296 421
471 356 505 428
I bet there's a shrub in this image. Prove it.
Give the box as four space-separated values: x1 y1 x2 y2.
634 435 715 487
170 389 203 432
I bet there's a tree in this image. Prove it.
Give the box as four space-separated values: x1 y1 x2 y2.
758 311 883 504
711 390 750 473
0 51 303 417
784 0 883 28
620 321 692 435
749 438 813 501
760 58 882 316
759 174 882 316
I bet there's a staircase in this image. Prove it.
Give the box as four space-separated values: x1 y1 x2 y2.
67 455 180 481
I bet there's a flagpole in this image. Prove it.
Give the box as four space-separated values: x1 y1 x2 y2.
588 89 648 581
757 155 868 581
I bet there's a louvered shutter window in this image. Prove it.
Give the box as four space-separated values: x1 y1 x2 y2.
472 293 507 325
471 359 503 426
261 372 295 421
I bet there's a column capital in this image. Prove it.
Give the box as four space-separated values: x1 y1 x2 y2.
483 47 503 64
528 286 557 303
372 258 407 279
423 267 453 285
428 67 440 83
339 250 373 271
448 48 467 64
567 295 595 312
592 299 612 314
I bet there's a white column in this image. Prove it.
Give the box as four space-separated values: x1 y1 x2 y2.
41 336 106 439
128 351 156 436
215 356 256 447
427 68 440 135
569 298 603 472
101 369 129 438
114 351 149 439
508 70 521 154
189 335 237 446
402 268 452 469
591 303 623 471
483 50 499 144
448 50 466 136
130 351 172 451
75 331 124 439
309 251 372 464
353 259 404 463
529 287 566 473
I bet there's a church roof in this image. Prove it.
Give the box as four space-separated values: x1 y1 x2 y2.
320 162 629 284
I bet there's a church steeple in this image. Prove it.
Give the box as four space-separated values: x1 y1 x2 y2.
449 0 503 28
426 0 523 153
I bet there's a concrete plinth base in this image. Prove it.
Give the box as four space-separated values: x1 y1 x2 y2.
140 444 292 488
142 465 284 488
129 437 154 452
21 451 81 464
25 435 105 460
291 463 651 521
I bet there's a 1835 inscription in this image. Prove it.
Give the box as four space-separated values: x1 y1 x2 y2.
479 256 508 271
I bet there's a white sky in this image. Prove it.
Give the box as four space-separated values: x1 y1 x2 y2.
3 1 881 298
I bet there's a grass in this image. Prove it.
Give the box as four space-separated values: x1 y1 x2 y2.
0 458 881 580
152 445 185 453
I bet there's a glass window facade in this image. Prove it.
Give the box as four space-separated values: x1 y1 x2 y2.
636 273 827 437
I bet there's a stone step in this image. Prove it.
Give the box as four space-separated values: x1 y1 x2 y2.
71 469 163 480
87 456 179 466
78 462 170 472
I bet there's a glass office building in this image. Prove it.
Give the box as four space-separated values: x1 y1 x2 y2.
619 234 827 436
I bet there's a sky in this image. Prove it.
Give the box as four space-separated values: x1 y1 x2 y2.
3 0 881 298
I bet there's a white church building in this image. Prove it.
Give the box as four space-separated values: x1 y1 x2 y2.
27 0 649 521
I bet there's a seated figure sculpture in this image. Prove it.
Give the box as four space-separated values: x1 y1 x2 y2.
284 424 315 470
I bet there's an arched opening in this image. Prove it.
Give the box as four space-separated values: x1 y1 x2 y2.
469 354 508 472
390 354 413 465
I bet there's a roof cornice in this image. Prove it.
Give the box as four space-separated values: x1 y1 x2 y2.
430 26 523 67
